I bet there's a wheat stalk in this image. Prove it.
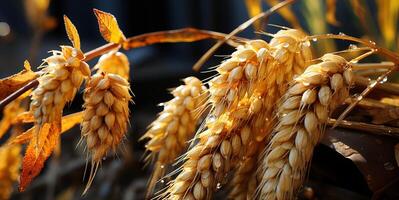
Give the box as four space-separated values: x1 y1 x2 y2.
142 77 207 197
258 53 353 200
228 29 312 200
94 51 130 80
80 72 131 193
30 46 90 138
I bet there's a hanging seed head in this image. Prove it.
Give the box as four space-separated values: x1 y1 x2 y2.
0 144 21 200
94 51 130 80
80 72 131 193
30 46 90 132
208 39 271 117
142 76 207 197
259 54 352 200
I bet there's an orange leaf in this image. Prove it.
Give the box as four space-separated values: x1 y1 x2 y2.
19 121 60 191
10 112 83 145
93 9 126 44
63 15 81 50
0 63 37 101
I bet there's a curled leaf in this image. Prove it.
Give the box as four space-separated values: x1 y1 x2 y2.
0 65 36 101
93 9 126 44
63 15 81 50
10 112 83 145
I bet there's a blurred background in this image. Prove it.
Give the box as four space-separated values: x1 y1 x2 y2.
0 0 398 199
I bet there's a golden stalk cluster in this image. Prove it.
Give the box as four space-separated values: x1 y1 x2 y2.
80 53 132 192
0 144 21 200
229 29 312 200
142 77 207 196
259 54 353 200
161 29 312 200
30 46 90 134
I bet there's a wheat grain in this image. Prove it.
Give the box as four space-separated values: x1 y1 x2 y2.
30 46 90 141
228 29 312 200
142 77 207 197
259 54 352 200
94 51 130 80
80 72 131 193
208 39 270 117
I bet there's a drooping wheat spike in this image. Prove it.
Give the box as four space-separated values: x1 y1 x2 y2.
142 77 207 197
30 46 90 139
0 144 21 200
167 114 244 200
166 29 312 200
208 39 270 118
94 51 130 80
80 72 131 193
228 29 312 200
259 54 353 200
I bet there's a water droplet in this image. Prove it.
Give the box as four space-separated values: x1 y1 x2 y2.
369 40 376 45
312 38 318 42
160 165 165 169
348 44 358 49
356 95 363 101
339 32 346 36
379 76 388 84
160 179 165 183
102 157 106 161
216 183 222 190
369 80 377 88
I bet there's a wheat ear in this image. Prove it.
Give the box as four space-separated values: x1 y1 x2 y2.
142 77 207 197
80 72 131 193
228 29 312 200
94 51 130 80
208 39 270 118
259 54 353 200
30 46 90 138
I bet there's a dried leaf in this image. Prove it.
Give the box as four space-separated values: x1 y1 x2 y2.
245 0 263 30
10 112 83 145
0 99 27 139
326 0 339 26
19 122 60 191
93 9 126 44
123 28 242 49
63 15 81 50
0 65 37 101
